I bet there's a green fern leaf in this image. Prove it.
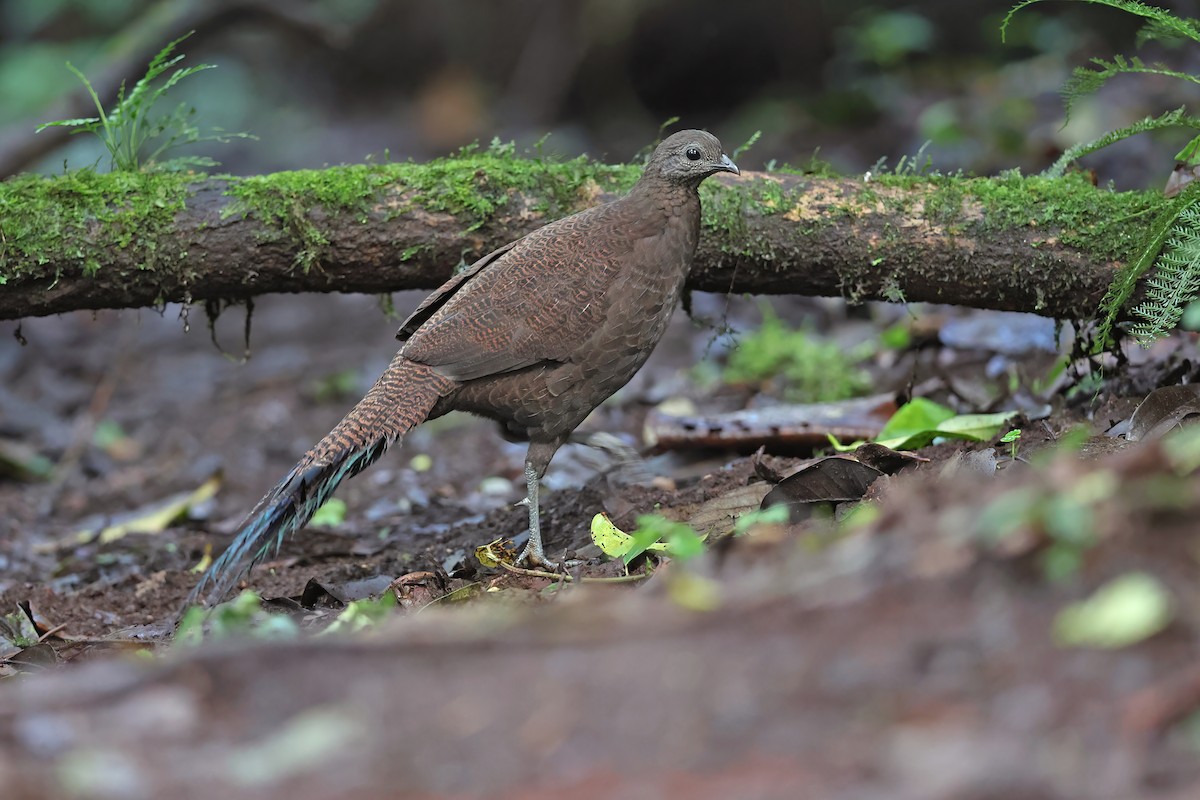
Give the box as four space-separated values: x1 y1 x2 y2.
1094 191 1197 351
1137 16 1200 46
1062 57 1200 124
1046 107 1200 178
1006 0 1200 44
1129 201 1200 344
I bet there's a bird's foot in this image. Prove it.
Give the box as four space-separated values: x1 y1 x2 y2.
514 539 583 573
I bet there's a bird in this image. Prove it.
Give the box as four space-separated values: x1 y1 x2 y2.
191 130 739 604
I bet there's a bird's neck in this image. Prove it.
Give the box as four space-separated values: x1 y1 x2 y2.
627 180 700 217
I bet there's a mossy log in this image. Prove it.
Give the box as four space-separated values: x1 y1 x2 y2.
0 153 1166 322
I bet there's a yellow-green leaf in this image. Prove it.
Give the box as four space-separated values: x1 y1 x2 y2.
1054 572 1173 649
80 473 221 544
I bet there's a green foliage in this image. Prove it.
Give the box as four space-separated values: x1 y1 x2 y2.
225 139 637 272
1003 0 1200 48
733 505 791 535
1095 189 1200 348
1003 1 1200 179
869 141 942 178
604 514 718 611
175 591 299 646
724 304 871 403
1054 571 1172 648
977 469 1117 580
321 592 397 635
0 168 191 284
1000 428 1023 461
36 32 254 172
1004 1 1200 346
175 588 397 645
845 10 935 67
1129 199 1200 343
830 398 1017 451
310 498 347 528
1046 107 1200 179
731 130 762 162
590 513 705 565
624 515 705 564
1063 57 1200 124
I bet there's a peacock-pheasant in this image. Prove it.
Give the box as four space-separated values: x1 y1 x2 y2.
193 130 738 602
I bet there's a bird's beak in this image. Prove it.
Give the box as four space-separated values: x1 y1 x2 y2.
717 153 740 175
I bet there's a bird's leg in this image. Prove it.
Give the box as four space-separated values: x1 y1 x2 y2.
515 438 581 570
516 458 553 569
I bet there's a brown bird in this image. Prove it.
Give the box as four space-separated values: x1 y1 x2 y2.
193 130 738 602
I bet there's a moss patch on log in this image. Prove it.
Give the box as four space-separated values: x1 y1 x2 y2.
0 169 191 285
222 150 642 271
874 170 1162 264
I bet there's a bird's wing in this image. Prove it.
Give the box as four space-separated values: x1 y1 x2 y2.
395 239 521 342
400 200 660 382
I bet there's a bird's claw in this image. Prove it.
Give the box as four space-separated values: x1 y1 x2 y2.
514 541 582 573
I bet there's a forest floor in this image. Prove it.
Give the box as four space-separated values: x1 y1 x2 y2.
1 292 1199 799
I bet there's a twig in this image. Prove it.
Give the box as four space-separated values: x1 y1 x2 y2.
497 561 651 583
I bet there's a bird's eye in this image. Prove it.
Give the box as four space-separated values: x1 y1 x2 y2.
685 147 701 161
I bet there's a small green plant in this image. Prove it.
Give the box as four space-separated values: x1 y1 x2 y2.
310 498 348 528
733 505 791 535
320 592 397 635
1000 428 1023 461
1003 1 1200 347
175 591 299 646
589 514 718 610
731 129 762 162
37 32 254 172
976 469 1117 580
724 304 871 403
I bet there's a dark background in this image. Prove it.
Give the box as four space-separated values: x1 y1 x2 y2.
1 0 1196 186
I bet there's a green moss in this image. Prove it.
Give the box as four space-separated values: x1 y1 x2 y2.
899 171 1159 263
858 170 1164 266
700 176 798 263
969 171 1160 263
0 169 191 284
223 149 640 272
922 179 966 229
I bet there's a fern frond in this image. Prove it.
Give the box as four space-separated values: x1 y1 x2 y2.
1129 202 1200 343
1138 16 1200 46
1004 0 1200 46
1062 56 1200 123
1093 191 1198 351
1045 107 1200 178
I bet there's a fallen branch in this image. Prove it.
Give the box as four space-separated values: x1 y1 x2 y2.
0 155 1164 321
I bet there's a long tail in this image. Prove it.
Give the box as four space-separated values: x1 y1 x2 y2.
190 355 456 605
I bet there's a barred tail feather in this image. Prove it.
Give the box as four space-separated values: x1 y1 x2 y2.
189 356 455 605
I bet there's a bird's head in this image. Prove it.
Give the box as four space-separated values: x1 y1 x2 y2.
644 129 739 188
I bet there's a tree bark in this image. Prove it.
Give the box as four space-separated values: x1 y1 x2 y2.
0 164 1162 322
